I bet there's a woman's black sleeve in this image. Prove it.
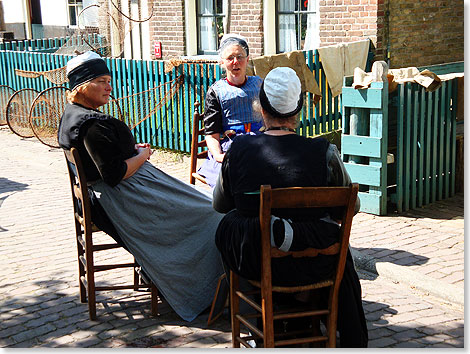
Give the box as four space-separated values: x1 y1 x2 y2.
82 120 128 187
212 147 235 213
203 85 223 135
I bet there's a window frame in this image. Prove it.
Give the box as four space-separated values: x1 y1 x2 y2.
196 0 225 55
276 0 318 53
67 0 84 27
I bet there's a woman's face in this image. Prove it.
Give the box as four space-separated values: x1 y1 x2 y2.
220 44 249 84
81 75 112 109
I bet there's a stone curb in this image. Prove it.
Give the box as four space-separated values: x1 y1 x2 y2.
350 248 464 308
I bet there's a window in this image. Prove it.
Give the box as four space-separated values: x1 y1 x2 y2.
196 0 226 55
68 0 84 26
277 0 319 53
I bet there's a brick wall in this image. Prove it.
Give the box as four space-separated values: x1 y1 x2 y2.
386 0 464 68
319 0 383 57
229 0 264 57
148 0 185 60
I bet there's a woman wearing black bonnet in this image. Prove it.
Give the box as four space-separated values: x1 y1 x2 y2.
58 51 226 322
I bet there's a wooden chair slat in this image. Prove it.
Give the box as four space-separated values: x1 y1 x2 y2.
231 183 359 348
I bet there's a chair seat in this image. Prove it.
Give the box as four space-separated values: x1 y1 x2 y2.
248 279 334 293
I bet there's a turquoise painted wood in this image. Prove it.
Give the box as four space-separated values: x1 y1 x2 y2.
342 78 388 215
342 64 460 215
1 46 370 153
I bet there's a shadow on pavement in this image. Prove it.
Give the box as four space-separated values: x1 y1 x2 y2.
362 299 464 348
384 192 464 221
354 246 429 269
0 274 231 348
0 177 29 194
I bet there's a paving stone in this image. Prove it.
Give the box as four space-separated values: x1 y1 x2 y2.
0 128 464 348
368 336 398 348
11 323 57 343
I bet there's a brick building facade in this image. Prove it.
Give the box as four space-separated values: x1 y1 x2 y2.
147 0 463 69
385 0 464 68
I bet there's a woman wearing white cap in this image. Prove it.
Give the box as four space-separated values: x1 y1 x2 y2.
58 51 225 322
197 33 263 188
213 67 368 347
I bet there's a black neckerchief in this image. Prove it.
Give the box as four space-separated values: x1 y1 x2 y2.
265 126 296 133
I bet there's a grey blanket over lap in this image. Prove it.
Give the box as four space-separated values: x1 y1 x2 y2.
92 161 224 322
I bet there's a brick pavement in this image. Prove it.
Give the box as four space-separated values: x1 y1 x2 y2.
0 126 463 348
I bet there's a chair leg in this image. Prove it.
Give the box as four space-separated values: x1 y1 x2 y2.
75 225 87 303
326 292 338 348
151 284 158 316
85 243 97 321
262 288 275 348
230 271 241 348
133 260 139 291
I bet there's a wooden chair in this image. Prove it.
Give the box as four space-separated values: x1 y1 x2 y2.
230 183 359 348
64 147 158 320
189 102 208 185
189 102 229 325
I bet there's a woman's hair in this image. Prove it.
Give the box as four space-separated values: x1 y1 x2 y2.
253 99 300 129
66 81 92 104
218 33 249 59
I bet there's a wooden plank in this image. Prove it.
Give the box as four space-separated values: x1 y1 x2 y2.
444 81 451 199
0 52 6 85
368 80 388 215
404 83 411 211
450 80 456 196
438 83 445 201
341 135 382 158
418 61 464 75
411 85 418 210
160 60 168 148
343 163 382 187
431 90 438 203
424 91 432 205
314 52 320 134
121 59 131 134
320 61 326 133
171 66 178 150
341 87 383 109
418 86 425 207
306 50 314 136
139 59 150 144
8 50 19 91
154 60 163 147
327 81 333 131
147 60 157 147
396 84 405 212
184 63 191 153
357 192 384 215
177 66 185 152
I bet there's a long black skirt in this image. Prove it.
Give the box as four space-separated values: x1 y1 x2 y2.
215 209 368 347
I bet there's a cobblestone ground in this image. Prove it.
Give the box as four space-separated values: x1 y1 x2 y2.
0 127 464 348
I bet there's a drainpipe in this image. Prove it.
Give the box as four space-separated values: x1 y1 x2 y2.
23 0 32 39
0 0 5 31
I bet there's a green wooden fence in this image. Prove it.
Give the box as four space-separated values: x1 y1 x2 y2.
0 34 105 53
0 47 363 153
341 61 463 214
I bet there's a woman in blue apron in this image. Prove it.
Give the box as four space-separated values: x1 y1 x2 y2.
197 33 263 188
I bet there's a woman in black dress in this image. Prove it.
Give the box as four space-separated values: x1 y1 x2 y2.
213 67 368 347
58 51 224 322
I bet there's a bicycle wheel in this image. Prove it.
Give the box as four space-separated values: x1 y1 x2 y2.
6 88 39 138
